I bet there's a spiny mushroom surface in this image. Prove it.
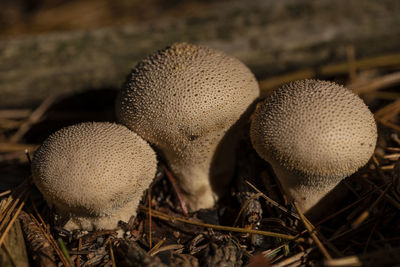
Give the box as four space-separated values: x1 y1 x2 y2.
31 122 157 230
250 79 377 212
116 43 260 211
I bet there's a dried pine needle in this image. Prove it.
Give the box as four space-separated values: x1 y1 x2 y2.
57 238 73 267
293 202 332 260
139 206 303 242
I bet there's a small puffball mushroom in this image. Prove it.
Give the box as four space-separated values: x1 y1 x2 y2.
31 122 157 230
250 79 377 212
117 43 260 211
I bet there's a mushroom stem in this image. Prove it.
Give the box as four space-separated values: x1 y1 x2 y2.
162 125 240 211
271 163 343 212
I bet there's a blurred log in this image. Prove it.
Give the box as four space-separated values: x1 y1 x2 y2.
1 0 400 108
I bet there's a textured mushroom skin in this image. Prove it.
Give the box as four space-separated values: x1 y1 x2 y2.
116 43 260 211
32 122 157 230
250 79 377 212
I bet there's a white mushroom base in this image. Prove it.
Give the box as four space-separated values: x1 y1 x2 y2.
56 198 140 231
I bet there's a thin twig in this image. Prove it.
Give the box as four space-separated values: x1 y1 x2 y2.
350 71 400 94
363 203 386 254
272 248 313 267
9 94 58 143
109 241 116 267
0 197 26 247
0 190 11 198
374 99 400 120
0 109 31 119
0 195 15 219
366 91 400 100
263 243 289 260
374 99 400 132
318 53 400 76
0 189 27 232
139 207 303 241
148 238 165 256
148 191 152 249
259 69 315 96
57 238 73 266
381 164 395 170
245 180 300 220
383 153 400 160
387 147 400 152
293 202 332 260
149 244 184 257
0 118 22 130
361 178 400 211
164 167 189 216
76 238 82 267
259 53 400 95
315 187 381 225
31 199 50 234
351 183 392 229
0 197 21 232
324 255 362 267
0 143 39 153
25 149 32 165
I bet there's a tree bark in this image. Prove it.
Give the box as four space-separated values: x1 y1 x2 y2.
1 0 400 108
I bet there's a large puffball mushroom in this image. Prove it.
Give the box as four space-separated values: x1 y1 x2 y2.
31 122 157 230
250 79 377 213
116 43 260 211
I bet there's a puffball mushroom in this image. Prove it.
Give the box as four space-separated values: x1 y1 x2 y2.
31 122 157 230
250 79 377 212
116 43 260 211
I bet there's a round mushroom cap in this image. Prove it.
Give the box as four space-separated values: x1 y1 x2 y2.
31 122 157 228
116 42 259 211
116 42 260 150
250 79 377 179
